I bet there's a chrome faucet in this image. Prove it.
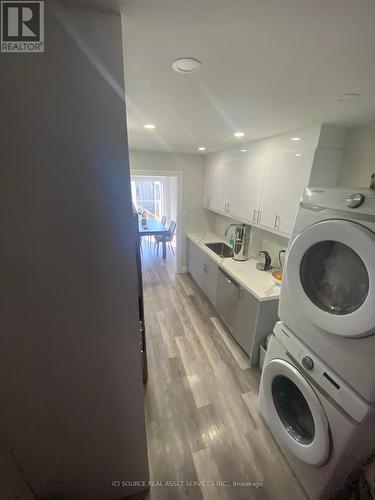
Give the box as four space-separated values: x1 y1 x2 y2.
225 223 250 261
224 223 238 236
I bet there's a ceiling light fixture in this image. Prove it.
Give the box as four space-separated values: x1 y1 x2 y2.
295 153 302 157
241 149 247 152
198 146 206 151
234 132 245 138
172 58 202 74
291 137 301 141
144 124 156 129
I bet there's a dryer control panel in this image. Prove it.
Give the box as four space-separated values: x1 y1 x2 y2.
301 187 375 215
273 321 370 423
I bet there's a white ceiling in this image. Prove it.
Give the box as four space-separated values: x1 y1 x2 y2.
122 0 375 153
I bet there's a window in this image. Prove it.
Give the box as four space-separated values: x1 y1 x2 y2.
131 178 163 219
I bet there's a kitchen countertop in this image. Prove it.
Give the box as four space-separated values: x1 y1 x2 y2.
187 232 281 302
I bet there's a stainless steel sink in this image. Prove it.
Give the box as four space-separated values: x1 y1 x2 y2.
205 242 233 258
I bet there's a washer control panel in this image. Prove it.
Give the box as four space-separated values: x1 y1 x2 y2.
346 192 365 209
273 322 369 423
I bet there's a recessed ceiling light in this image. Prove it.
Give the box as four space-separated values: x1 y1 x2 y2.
198 146 206 151
234 132 245 138
291 137 301 141
295 153 302 157
172 58 202 74
241 149 247 152
144 124 156 129
336 93 361 102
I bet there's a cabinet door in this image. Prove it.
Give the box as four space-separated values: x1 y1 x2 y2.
258 152 287 229
235 288 258 356
203 158 214 209
204 152 236 214
204 155 226 213
227 151 264 222
188 241 205 289
220 156 236 215
203 256 218 307
277 150 314 234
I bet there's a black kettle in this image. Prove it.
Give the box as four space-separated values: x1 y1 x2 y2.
256 250 272 271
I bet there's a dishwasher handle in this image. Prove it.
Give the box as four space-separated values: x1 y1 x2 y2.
218 267 239 288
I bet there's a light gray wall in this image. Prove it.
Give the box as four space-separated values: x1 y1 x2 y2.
129 150 215 271
338 121 375 188
0 4 148 499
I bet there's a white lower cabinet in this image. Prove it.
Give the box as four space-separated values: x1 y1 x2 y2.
188 240 278 365
236 288 278 365
188 240 205 290
188 240 218 307
204 257 219 307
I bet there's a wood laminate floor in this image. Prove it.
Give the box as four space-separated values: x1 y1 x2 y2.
141 241 307 500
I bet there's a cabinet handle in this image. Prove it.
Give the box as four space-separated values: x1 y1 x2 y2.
227 203 230 213
252 209 256 221
257 211 261 223
277 215 281 230
274 215 278 228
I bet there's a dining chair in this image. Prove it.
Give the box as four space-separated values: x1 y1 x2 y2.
155 220 177 257
148 215 166 246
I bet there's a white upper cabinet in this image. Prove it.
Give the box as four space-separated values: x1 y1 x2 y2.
230 151 265 222
277 149 315 234
203 126 345 237
204 154 228 213
258 152 287 229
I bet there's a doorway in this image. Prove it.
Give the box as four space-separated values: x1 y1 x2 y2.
131 172 181 271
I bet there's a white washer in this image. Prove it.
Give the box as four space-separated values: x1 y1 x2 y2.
259 321 375 500
279 188 375 402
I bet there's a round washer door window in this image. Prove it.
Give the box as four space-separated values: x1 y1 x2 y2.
300 240 369 315
285 219 375 337
272 375 315 445
261 359 329 465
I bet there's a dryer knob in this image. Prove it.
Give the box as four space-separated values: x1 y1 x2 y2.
302 356 314 371
346 193 365 208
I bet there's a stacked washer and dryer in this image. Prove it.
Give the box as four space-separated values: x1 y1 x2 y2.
259 188 375 500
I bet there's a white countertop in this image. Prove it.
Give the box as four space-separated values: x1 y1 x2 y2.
187 232 281 302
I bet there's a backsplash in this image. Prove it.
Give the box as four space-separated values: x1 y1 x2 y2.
214 213 289 267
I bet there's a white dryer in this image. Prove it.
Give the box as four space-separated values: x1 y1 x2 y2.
259 321 375 500
279 188 375 402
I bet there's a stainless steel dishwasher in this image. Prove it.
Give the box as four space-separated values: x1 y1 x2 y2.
216 267 240 335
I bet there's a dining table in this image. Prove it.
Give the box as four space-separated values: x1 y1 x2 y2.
138 219 169 259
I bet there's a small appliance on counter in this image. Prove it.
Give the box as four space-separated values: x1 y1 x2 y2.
256 250 272 271
225 223 250 261
271 249 286 285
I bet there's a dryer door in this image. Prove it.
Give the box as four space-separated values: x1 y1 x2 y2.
285 219 375 337
262 358 330 466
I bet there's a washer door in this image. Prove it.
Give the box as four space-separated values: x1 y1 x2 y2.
286 219 375 337
262 359 329 466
